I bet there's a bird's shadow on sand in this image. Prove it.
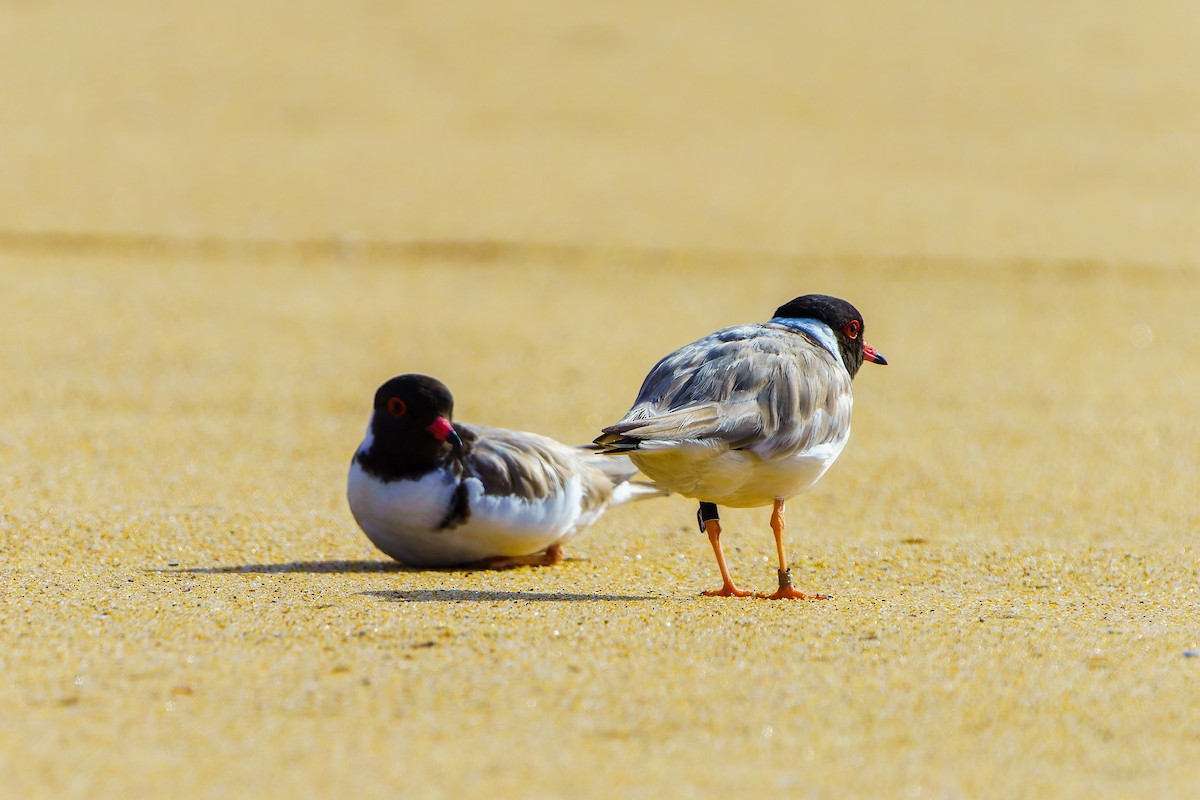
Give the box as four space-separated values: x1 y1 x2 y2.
161 559 409 575
160 558 603 576
153 561 657 601
364 589 656 603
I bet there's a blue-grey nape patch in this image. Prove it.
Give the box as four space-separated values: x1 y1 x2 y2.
769 317 844 369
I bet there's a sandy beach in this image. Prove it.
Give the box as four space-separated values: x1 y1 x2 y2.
2 3 1198 797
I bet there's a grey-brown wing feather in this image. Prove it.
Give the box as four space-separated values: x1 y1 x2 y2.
598 324 852 458
460 424 633 510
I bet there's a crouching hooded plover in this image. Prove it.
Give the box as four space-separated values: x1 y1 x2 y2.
349 374 662 568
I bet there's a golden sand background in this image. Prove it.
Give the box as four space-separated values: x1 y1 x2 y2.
3 2 1199 797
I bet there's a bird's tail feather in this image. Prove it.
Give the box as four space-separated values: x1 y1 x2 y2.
576 448 669 504
611 479 669 505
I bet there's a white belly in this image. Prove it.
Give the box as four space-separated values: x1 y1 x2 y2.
347 461 589 566
630 439 846 508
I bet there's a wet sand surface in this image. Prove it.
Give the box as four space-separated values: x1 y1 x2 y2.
2 3 1199 797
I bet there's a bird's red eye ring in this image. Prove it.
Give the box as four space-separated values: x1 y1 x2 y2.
843 320 861 339
387 397 407 417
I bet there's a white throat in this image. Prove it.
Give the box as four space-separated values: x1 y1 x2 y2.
357 423 375 455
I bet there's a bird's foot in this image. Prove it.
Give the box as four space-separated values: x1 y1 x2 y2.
473 544 564 570
702 581 753 598
756 568 830 601
757 587 830 601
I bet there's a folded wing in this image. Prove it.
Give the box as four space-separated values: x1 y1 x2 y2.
463 425 642 512
594 324 853 459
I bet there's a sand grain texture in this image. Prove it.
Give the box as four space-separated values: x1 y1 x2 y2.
2 3 1199 798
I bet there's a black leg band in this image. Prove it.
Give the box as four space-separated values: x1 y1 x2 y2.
778 568 793 591
696 502 720 532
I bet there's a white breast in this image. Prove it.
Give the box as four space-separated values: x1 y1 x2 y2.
347 461 459 562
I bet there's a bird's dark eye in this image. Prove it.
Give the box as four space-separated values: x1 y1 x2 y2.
387 397 407 417
843 320 861 339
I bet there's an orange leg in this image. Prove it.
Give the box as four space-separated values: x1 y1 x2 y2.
757 499 830 600
701 519 752 597
474 543 564 570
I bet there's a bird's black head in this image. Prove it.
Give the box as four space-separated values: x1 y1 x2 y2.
356 374 464 481
773 294 887 378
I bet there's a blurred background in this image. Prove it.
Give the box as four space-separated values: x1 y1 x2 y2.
3 0 1198 263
